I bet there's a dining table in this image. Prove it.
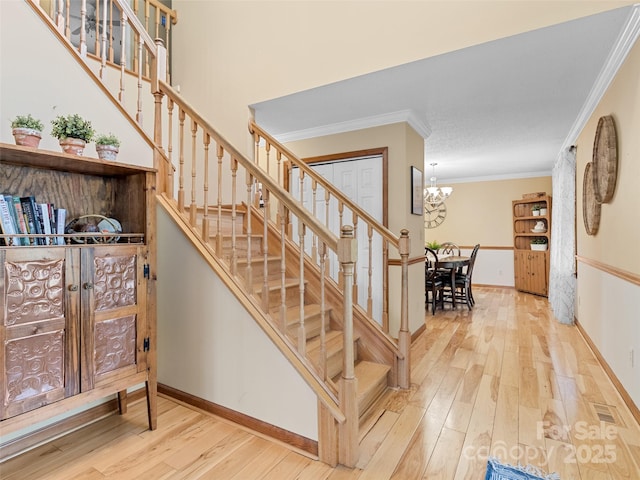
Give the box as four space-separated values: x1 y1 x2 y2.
437 255 471 309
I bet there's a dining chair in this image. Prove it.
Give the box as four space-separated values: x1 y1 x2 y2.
425 247 445 315
437 242 461 257
441 244 480 310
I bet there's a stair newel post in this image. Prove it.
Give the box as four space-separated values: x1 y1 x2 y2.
338 225 358 468
398 229 411 389
166 98 174 199
230 158 238 276
367 224 374 318
177 108 186 212
352 212 359 307
297 220 306 356
201 132 211 241
189 119 198 227
278 202 288 332
216 144 224 255
152 87 167 195
245 171 253 290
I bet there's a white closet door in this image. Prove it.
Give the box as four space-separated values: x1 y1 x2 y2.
290 155 384 324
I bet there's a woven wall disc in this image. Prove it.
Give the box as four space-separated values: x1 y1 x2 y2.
583 162 601 236
592 115 618 203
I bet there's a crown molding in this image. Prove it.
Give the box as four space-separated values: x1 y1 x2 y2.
441 170 552 184
560 4 640 151
273 109 432 144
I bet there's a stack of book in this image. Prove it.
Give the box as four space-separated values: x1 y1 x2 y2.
0 194 66 246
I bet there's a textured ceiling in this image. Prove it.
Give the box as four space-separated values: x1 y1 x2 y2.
251 6 634 182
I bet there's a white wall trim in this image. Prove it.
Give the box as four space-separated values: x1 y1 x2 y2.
274 109 432 143
560 4 640 151
440 170 552 184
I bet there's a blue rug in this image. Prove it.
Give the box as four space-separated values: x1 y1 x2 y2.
485 457 560 480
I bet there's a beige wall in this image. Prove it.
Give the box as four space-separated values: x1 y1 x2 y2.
428 177 552 247
575 35 640 409
172 1 634 155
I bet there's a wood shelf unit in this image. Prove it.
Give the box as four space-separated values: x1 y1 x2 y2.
0 142 157 438
512 194 551 296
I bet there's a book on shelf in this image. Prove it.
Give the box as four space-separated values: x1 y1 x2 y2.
20 196 44 245
12 196 30 245
56 208 67 245
38 203 53 244
0 195 20 246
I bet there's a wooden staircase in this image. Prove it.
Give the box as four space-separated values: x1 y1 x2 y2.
195 204 392 431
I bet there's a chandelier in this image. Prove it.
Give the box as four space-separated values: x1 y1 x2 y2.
424 162 453 206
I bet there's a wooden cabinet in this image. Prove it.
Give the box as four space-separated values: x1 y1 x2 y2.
0 143 156 437
512 194 551 296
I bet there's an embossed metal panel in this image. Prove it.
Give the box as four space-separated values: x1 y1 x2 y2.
94 315 136 375
93 254 136 311
1 253 71 419
4 259 64 326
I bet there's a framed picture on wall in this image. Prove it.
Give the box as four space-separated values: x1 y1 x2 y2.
410 166 423 215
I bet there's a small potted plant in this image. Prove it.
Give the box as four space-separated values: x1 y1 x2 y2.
539 205 548 216
50 113 95 155
95 133 120 161
11 114 44 148
530 237 548 251
425 240 441 251
531 204 541 216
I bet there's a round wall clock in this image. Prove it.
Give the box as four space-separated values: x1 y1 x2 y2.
592 115 618 204
583 162 601 236
425 201 447 229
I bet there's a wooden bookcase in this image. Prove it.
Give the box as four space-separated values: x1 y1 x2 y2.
0 143 157 438
512 194 552 296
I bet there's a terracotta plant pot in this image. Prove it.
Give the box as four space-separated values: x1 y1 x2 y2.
96 144 119 161
59 137 86 156
12 127 42 148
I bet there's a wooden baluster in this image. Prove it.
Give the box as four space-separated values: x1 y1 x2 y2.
65 0 71 39
153 3 160 41
93 0 100 56
189 119 198 227
108 0 114 62
79 0 87 56
338 202 344 289
201 133 211 241
382 238 389 333
230 158 238 276
279 202 287 332
324 190 331 278
164 8 172 82
398 229 410 389
118 10 127 103
297 220 306 356
166 98 174 199
261 188 270 312
99 0 107 78
177 108 185 212
245 170 253 290
216 144 224 255
367 224 373 317
265 142 271 176
276 150 282 186
338 225 357 468
352 212 358 306
136 35 144 124
311 179 318 263
319 241 327 381
144 0 150 78
55 0 64 33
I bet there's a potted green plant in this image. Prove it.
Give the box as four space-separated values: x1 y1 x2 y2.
11 114 44 148
50 113 95 155
530 237 548 251
531 204 541 216
425 240 441 251
95 133 120 161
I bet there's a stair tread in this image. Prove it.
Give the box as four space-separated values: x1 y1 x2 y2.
354 361 390 397
237 255 281 266
284 303 331 323
306 329 344 354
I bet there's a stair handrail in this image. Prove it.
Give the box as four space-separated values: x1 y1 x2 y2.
157 81 339 252
248 120 401 251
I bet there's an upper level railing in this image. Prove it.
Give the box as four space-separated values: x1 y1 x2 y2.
35 0 175 129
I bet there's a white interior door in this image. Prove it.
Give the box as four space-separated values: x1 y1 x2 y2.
290 155 384 324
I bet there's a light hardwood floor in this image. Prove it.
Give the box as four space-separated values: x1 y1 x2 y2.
2 287 639 479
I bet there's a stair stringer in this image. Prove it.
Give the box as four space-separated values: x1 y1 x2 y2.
158 194 344 423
